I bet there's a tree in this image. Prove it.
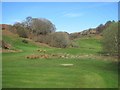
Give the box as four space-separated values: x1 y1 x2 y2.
96 24 104 34
102 22 118 55
12 17 56 38
23 16 33 31
13 22 28 38
49 32 70 48
27 18 56 35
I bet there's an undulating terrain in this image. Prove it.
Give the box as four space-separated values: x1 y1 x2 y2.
2 29 118 88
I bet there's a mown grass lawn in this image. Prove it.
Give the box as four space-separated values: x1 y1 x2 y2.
2 34 118 88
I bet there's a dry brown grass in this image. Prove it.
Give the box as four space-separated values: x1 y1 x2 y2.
1 49 22 53
2 30 18 37
26 54 50 59
26 54 39 59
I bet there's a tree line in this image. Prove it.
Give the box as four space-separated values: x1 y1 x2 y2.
8 16 119 56
9 17 70 48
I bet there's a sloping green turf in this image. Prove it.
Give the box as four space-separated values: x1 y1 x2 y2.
2 33 118 88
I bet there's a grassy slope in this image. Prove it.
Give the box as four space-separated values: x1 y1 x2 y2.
2 31 118 88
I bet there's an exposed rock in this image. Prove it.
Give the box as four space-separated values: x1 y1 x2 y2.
0 40 12 49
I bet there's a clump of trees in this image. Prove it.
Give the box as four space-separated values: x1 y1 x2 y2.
102 22 118 56
12 17 56 38
96 20 115 34
9 16 71 48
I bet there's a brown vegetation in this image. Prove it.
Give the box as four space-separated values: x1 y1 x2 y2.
26 54 39 59
26 54 49 59
0 24 11 30
69 20 114 40
0 40 12 49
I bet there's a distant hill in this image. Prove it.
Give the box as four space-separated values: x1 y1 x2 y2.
69 20 115 40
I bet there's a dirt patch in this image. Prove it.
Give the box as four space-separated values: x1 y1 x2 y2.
60 64 74 67
1 49 22 53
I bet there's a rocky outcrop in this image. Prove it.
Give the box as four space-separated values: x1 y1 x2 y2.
0 40 12 49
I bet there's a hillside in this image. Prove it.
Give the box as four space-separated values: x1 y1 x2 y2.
1 1 119 88
2 29 51 52
2 26 118 88
69 20 115 40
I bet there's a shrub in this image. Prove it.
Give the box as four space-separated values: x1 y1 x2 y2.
69 33 81 40
49 32 70 48
13 22 28 38
102 22 118 56
1 40 11 49
22 39 28 44
70 41 79 48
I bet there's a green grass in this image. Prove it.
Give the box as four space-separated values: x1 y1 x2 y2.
2 34 118 88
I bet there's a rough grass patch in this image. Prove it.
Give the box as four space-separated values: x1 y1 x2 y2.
26 54 39 59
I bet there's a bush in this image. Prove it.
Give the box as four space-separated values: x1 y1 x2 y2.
49 32 70 48
70 41 79 48
34 32 70 48
102 22 118 55
1 40 12 49
22 39 28 44
13 22 28 38
69 33 81 40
